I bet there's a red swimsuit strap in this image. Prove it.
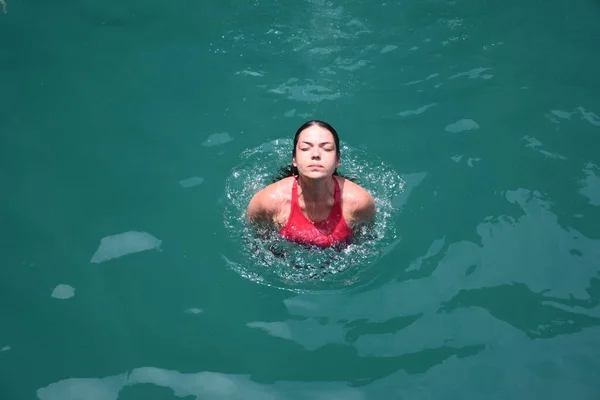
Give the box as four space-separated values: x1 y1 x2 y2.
289 176 300 218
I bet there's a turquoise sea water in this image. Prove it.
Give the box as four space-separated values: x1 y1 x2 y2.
2 0 600 398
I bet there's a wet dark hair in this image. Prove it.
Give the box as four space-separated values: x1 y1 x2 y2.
273 120 356 182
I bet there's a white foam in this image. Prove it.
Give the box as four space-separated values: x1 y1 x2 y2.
127 367 279 399
445 119 479 133
1 345 10 352
247 321 293 340
381 45 397 54
398 103 436 117
580 163 600 206
202 132 233 147
247 319 346 351
308 46 339 55
270 81 341 101
36 367 367 399
550 110 573 119
467 157 481 167
37 374 128 400
90 231 162 264
578 107 600 127
51 284 75 299
185 308 204 315
523 136 567 160
405 73 438 86
235 70 263 77
447 18 463 28
179 176 204 188
449 67 492 80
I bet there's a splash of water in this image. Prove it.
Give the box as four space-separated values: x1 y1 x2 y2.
223 139 404 292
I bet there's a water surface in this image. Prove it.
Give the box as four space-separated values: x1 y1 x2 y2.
1 0 600 398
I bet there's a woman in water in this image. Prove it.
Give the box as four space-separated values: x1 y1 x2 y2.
246 120 375 249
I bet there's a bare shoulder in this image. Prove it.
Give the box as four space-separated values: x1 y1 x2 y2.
339 177 375 226
246 177 294 222
340 178 374 207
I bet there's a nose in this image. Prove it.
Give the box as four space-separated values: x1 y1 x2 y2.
311 147 321 159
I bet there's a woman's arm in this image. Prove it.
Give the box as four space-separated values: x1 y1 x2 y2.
246 190 272 224
352 193 376 228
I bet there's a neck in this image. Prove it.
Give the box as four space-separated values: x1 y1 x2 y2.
297 175 334 203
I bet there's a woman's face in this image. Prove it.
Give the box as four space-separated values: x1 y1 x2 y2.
293 125 340 179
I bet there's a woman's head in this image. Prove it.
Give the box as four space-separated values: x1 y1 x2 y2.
292 120 340 160
291 120 340 178
273 120 354 182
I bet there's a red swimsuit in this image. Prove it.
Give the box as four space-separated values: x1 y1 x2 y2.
279 177 353 248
